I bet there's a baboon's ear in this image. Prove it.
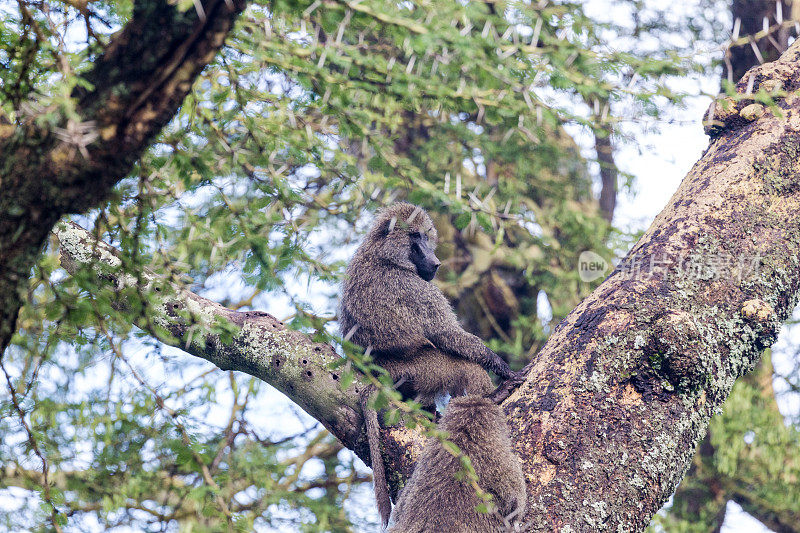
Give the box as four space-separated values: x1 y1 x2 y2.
378 215 399 238
375 220 390 238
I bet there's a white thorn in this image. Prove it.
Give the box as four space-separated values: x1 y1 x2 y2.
750 40 764 64
732 17 741 41
344 324 360 342
192 0 206 21
303 0 321 16
532 17 543 47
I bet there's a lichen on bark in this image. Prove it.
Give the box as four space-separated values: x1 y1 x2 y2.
501 40 800 532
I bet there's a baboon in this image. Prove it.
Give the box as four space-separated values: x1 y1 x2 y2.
358 347 495 526
378 347 494 408
389 395 527 533
338 202 514 526
339 202 513 388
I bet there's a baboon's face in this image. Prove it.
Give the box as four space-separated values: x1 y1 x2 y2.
408 230 440 281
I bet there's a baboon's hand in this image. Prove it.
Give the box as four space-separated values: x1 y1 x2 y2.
488 370 526 404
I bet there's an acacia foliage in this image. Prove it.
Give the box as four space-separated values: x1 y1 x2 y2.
0 0 740 531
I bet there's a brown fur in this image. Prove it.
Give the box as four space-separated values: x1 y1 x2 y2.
339 203 513 380
381 347 494 407
339 203 512 526
358 348 493 527
389 395 527 533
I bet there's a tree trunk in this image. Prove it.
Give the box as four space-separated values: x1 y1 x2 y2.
672 1 800 529
595 120 618 223
508 41 800 529
0 0 247 362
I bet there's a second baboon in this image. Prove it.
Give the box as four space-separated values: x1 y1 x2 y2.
389 395 527 533
358 347 495 526
339 203 514 525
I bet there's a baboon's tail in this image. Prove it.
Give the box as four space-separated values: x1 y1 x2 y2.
360 387 392 528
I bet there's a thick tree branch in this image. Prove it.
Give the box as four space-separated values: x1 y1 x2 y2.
0 0 248 364
54 222 422 472
669 3 799 528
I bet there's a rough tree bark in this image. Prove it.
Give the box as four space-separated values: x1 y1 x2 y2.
0 0 248 362
54 221 413 478
507 37 800 529
57 40 800 530
670 1 800 528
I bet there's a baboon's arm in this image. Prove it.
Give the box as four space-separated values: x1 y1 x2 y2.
428 329 512 378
